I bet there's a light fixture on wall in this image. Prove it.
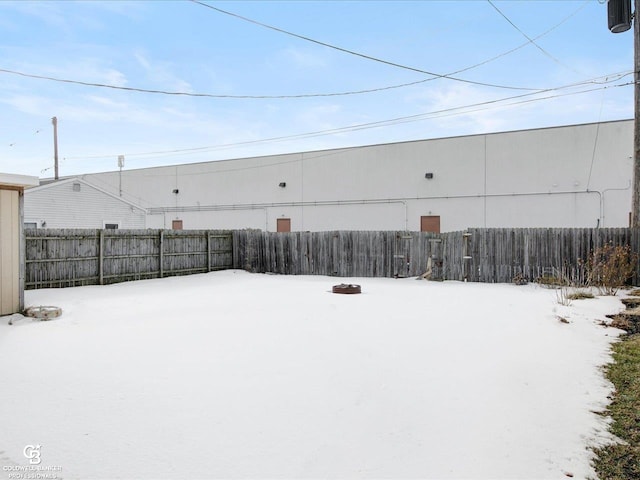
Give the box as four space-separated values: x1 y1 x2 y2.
279 182 286 188
172 189 179 194
425 173 434 179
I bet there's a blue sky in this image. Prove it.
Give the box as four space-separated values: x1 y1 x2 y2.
0 0 634 178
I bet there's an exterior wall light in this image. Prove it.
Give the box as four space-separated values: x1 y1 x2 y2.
425 173 434 179
172 189 179 194
279 182 286 188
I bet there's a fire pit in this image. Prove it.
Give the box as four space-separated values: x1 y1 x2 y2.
332 284 362 294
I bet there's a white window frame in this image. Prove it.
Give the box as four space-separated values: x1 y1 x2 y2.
103 221 120 230
24 219 43 229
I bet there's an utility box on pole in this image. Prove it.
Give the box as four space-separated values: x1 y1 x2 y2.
608 0 632 33
0 173 40 316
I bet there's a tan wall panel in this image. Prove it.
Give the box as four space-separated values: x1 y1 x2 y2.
0 189 19 315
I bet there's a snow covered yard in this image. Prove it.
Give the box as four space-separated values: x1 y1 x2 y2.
0 270 625 479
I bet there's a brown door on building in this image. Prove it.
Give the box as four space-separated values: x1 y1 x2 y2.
172 220 183 230
420 215 440 233
277 218 291 232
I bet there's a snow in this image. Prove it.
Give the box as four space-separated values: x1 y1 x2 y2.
0 270 626 479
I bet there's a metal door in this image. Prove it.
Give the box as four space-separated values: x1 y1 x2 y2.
277 218 291 232
420 215 440 233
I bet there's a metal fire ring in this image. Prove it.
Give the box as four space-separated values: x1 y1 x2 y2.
332 284 362 294
24 306 62 320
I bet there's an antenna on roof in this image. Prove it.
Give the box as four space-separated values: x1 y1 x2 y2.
118 155 125 197
52 116 59 180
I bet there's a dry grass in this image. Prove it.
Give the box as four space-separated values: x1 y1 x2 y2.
567 291 595 300
592 334 640 479
609 315 634 332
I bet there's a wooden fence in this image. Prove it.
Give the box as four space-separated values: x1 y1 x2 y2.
233 228 640 284
25 229 233 288
465 227 640 284
24 228 640 289
232 230 464 279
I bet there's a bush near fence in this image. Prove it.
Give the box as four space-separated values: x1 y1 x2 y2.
25 228 640 289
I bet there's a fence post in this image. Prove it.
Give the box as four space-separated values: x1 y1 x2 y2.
463 231 472 281
99 230 104 285
207 231 212 272
159 230 164 278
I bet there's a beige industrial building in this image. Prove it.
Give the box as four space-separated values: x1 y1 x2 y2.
26 119 634 232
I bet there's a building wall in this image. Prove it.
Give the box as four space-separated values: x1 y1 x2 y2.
81 120 633 232
0 188 20 315
25 180 146 229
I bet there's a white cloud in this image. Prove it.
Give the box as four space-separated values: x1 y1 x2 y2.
281 47 328 69
407 83 515 135
132 50 194 93
294 103 343 130
0 94 50 116
134 51 151 70
81 1 147 19
102 69 128 88
0 1 67 29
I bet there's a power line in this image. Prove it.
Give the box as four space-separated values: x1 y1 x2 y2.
0 2 590 101
0 66 440 99
61 73 633 162
5 126 44 148
63 81 634 180
487 0 582 75
189 0 541 91
454 0 589 77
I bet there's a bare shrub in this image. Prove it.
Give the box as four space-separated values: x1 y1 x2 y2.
587 243 638 296
555 287 573 306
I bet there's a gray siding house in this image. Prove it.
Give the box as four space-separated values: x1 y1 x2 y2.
24 178 146 229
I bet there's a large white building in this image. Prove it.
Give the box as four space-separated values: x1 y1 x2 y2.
25 119 634 232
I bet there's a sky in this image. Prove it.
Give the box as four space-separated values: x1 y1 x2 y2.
0 0 635 178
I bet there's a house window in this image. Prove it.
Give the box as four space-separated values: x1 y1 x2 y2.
104 223 119 230
24 222 37 229
172 220 183 230
72 183 81 192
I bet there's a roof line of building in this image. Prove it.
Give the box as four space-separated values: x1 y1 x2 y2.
26 177 147 212
43 118 634 178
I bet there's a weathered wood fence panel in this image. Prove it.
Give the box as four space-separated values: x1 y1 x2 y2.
233 228 640 284
25 229 233 289
232 230 445 278
466 228 640 284
25 229 100 288
25 228 640 289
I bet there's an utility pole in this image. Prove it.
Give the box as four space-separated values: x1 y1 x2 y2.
52 116 59 180
633 0 640 226
608 0 638 226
